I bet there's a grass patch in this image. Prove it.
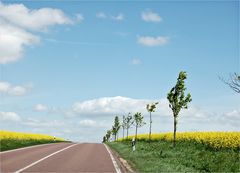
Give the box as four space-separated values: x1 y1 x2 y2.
107 140 240 172
0 139 64 151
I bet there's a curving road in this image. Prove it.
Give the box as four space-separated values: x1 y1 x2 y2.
0 142 120 173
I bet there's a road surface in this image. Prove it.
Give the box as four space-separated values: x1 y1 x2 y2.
0 142 120 173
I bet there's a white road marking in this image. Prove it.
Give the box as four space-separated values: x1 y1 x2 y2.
104 144 122 173
14 143 78 173
0 143 54 154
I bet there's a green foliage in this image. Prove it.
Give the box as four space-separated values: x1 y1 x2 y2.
133 112 146 141
133 112 145 128
112 116 121 141
167 71 192 117
102 136 106 143
105 130 112 142
146 102 158 113
108 141 239 172
146 102 158 141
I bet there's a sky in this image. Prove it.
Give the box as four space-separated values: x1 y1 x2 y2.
0 0 239 142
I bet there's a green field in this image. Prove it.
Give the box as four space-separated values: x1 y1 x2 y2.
0 139 64 151
108 141 240 172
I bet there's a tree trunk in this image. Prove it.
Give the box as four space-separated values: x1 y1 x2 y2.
149 112 152 142
123 127 125 139
127 128 129 139
135 125 138 142
173 116 177 147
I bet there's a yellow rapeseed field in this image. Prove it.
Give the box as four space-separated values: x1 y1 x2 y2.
0 130 64 141
122 132 240 149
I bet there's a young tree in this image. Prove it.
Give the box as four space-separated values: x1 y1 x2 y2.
102 136 106 143
112 116 120 141
167 71 192 147
122 115 127 139
133 112 146 141
219 73 240 93
146 102 158 141
125 113 134 139
106 130 112 142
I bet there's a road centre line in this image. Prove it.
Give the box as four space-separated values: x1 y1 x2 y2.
14 143 79 173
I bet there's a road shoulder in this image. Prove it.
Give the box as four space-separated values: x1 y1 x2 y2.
105 143 135 173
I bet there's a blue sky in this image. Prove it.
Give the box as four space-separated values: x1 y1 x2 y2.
0 1 239 142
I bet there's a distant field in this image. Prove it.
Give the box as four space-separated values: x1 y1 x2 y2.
0 130 65 151
108 132 240 172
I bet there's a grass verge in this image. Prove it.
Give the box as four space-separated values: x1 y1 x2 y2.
107 140 239 172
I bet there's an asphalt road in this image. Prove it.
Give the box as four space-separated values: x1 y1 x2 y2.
0 142 119 173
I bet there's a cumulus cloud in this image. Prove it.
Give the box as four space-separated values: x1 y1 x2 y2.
34 104 48 111
79 119 108 128
0 111 21 122
0 1 72 64
96 12 124 21
22 118 65 128
0 2 72 31
131 58 142 65
0 81 31 96
72 96 170 116
219 110 240 127
0 21 39 64
73 96 149 115
96 12 107 19
112 13 124 21
138 36 169 47
141 10 162 23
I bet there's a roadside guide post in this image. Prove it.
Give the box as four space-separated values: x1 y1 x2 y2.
132 138 136 151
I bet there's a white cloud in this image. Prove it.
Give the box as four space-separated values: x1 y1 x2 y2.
79 119 97 126
96 12 124 21
0 2 72 64
96 12 107 19
0 111 21 122
225 110 240 118
0 2 72 31
22 118 65 128
0 21 39 64
141 10 162 23
76 13 84 22
34 104 48 111
112 13 124 21
0 81 31 96
137 36 169 47
72 96 164 115
219 110 240 127
131 58 142 65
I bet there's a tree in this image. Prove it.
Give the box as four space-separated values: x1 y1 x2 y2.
167 71 192 147
106 130 112 142
122 115 127 139
125 113 134 139
133 112 146 141
112 116 120 141
146 102 158 141
219 73 240 93
102 136 106 143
